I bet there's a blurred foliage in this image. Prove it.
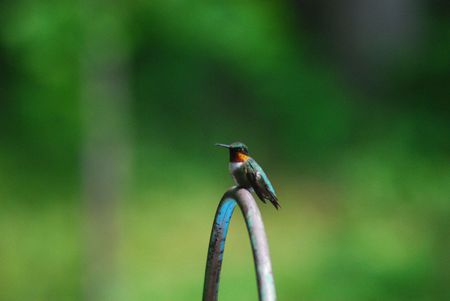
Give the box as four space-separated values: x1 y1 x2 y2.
0 1 449 301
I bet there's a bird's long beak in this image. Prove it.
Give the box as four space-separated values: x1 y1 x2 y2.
215 143 230 149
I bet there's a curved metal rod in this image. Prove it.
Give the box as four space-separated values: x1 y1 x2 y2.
203 187 277 301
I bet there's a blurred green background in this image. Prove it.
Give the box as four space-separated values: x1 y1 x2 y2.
0 1 449 301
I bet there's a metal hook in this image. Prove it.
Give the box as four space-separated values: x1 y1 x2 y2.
203 187 277 301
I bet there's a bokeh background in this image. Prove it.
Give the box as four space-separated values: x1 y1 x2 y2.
0 1 449 301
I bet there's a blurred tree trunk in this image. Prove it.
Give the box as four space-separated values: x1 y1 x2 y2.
293 0 422 91
80 3 131 301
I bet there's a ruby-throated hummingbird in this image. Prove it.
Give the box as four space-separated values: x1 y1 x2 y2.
216 142 281 209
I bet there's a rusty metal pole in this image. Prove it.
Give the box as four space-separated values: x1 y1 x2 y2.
203 187 277 301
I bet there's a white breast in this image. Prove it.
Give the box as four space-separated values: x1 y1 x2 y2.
228 162 250 187
229 162 243 173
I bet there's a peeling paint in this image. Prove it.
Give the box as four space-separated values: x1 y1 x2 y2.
202 187 277 301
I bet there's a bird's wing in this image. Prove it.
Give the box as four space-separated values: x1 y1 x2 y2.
245 158 281 209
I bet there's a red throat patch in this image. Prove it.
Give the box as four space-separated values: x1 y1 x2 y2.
231 151 249 162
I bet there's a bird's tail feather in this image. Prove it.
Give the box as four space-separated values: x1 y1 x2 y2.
269 194 281 210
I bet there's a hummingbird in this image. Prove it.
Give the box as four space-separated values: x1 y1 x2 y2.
216 142 281 209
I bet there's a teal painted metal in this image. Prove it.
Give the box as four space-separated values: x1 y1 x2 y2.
203 187 277 301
